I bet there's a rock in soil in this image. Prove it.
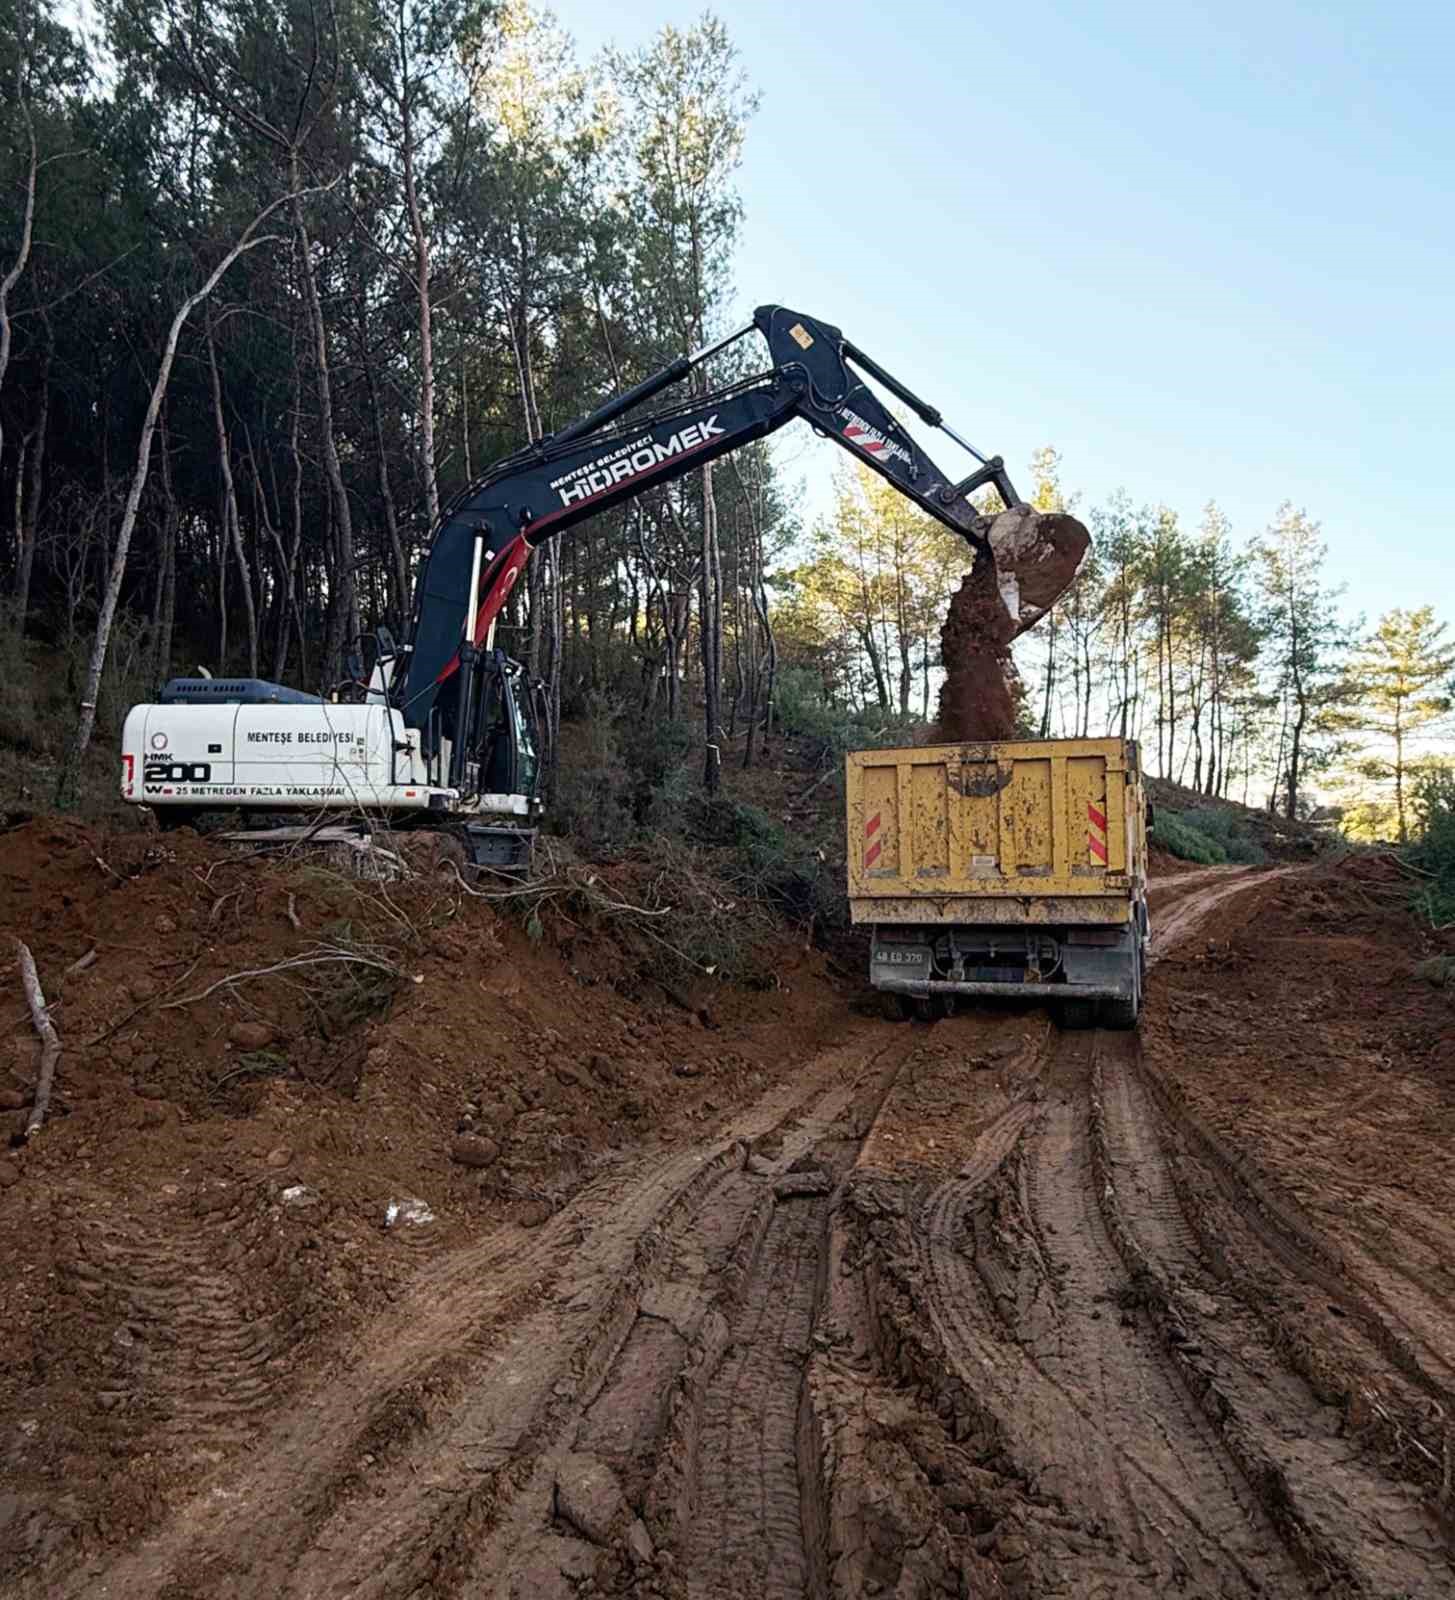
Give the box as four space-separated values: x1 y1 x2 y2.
774 1168 833 1199
228 1020 277 1050
554 1451 628 1546
450 1134 501 1169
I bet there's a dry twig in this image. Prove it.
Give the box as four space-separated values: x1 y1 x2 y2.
65 947 98 977
160 943 401 1010
14 940 60 1139
87 956 202 1045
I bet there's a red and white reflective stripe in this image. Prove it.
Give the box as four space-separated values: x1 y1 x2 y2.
844 422 888 457
122 753 134 796
1087 802 1108 864
864 810 883 869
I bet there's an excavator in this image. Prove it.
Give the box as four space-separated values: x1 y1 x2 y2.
121 305 1089 867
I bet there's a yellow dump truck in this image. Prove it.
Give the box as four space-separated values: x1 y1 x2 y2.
845 736 1151 1027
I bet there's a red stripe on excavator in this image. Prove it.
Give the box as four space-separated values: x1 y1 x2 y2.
434 536 530 684
865 840 883 869
1088 833 1108 864
1087 803 1107 832
845 424 885 457
865 812 881 837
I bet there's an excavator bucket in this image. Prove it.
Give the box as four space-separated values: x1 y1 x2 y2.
982 507 1091 640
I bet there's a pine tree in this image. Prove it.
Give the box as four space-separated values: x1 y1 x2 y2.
1341 607 1453 841
1254 504 1353 819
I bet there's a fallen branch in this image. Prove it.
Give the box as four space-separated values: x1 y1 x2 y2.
211 1059 291 1097
93 852 125 884
285 893 301 930
65 947 98 977
160 944 401 1010
14 940 60 1139
87 956 202 1045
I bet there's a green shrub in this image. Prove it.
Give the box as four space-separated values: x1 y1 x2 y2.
773 666 921 761
1181 805 1267 865
1151 809 1227 865
1409 769 1455 927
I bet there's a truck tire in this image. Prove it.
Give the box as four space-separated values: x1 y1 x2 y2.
881 992 911 1022
1058 997 1096 1030
1098 996 1140 1030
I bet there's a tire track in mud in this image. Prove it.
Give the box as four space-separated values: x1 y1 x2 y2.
1092 1032 1453 1597
458 1046 901 1600
40 1029 900 1600
908 1033 1293 1595
831 863 1419 1597
1147 864 1299 965
1144 864 1455 1481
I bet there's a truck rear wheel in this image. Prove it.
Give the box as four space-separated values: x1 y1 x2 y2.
1058 997 1096 1030
881 993 912 1022
1098 996 1140 1030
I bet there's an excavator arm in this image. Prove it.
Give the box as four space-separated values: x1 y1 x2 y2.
394 306 1087 771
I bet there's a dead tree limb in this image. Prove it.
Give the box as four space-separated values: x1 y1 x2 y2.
14 940 59 1139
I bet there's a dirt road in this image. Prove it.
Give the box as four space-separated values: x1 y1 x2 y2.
5 858 1453 1598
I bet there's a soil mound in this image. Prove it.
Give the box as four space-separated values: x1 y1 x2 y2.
0 816 852 1578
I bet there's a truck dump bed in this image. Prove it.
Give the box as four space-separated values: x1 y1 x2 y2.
846 737 1146 926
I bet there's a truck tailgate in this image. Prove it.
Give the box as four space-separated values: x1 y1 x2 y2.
846 738 1143 921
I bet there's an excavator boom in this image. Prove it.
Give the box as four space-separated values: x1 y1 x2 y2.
395 306 1089 746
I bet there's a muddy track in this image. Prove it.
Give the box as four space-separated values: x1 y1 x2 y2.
837 863 1452 1597
35 1032 902 1600
25 862 1452 1600
908 1031 1295 1595
1147 864 1299 963
1093 1032 1450 1595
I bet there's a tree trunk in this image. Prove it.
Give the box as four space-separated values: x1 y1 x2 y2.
398 64 440 528
357 285 410 619
1039 613 1057 738
1286 577 1304 821
1394 704 1407 843
700 458 723 793
0 93 38 473
206 320 258 674
12 316 49 628
54 195 297 807
151 411 178 685
292 162 357 686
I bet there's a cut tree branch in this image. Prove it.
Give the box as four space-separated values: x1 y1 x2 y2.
14 940 60 1139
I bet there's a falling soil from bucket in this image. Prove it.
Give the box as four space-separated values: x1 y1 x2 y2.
935 552 1019 741
935 508 1091 742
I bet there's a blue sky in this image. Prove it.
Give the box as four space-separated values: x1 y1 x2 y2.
560 0 1453 629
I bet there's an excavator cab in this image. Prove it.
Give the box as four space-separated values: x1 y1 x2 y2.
472 651 542 804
